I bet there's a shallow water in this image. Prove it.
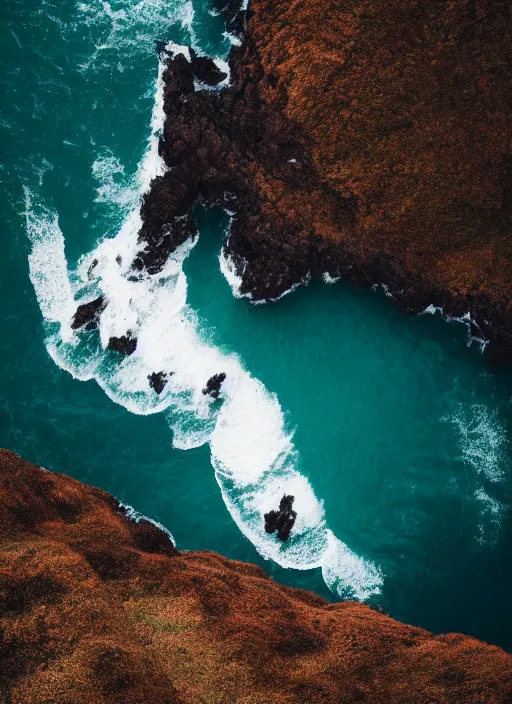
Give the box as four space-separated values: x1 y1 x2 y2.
1 0 512 649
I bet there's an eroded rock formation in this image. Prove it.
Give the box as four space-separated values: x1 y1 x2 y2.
107 332 137 356
265 494 297 541
148 371 171 394
71 296 107 331
202 372 227 398
0 449 511 703
135 0 512 364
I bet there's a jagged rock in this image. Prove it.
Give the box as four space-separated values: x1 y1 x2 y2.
148 371 172 394
71 296 107 331
264 494 297 541
134 210 197 276
189 47 227 86
107 333 137 356
155 39 168 55
210 0 247 36
202 372 226 399
87 258 98 279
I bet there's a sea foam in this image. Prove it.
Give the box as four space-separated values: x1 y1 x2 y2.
26 39 382 602
443 402 508 544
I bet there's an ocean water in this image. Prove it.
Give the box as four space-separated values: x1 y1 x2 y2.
2 0 512 649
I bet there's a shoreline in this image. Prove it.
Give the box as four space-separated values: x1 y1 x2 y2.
2 448 511 702
133 0 512 366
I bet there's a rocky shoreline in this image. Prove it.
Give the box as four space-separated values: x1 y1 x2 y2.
1 448 511 703
130 0 512 366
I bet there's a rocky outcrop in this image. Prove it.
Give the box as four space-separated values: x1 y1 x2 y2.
71 296 107 331
148 371 171 394
202 372 226 398
107 332 137 356
134 0 512 364
265 494 297 541
0 449 511 703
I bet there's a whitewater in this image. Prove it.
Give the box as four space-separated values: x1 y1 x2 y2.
26 36 383 601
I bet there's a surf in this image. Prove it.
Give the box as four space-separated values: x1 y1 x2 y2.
26 37 383 602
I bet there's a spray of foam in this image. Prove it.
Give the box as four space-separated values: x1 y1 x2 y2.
26 46 382 602
442 402 508 543
76 0 198 67
92 152 139 211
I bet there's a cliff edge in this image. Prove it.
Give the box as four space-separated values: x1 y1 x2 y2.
1 449 511 703
133 0 512 365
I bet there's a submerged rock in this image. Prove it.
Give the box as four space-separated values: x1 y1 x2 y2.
264 494 297 541
71 296 107 331
107 333 137 356
148 371 172 394
202 372 226 399
2 448 511 703
87 258 98 279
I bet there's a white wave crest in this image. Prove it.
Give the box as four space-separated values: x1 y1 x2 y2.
322 530 384 602
120 502 176 546
27 46 382 603
25 191 76 344
420 305 488 352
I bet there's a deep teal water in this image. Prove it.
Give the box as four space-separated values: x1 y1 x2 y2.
2 0 512 650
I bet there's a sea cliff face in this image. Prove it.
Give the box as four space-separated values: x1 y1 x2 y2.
1 449 511 704
133 0 512 365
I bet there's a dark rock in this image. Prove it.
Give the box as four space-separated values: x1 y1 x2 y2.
135 207 197 276
202 373 226 399
189 48 227 86
264 495 297 542
87 258 98 279
135 0 512 366
107 333 137 356
210 0 247 35
485 340 512 370
148 371 173 394
116 255 122 265
71 296 107 331
155 39 168 56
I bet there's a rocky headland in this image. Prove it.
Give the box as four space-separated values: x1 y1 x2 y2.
126 0 512 365
1 448 511 703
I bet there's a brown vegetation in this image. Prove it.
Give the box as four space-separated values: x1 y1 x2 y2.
1 449 511 703
137 0 512 363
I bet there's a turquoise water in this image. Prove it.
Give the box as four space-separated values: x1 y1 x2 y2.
2 0 512 649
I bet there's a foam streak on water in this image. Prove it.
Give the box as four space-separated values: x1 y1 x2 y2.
26 44 383 602
443 402 508 544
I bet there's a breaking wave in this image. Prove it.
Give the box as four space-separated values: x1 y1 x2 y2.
76 0 197 66
26 44 383 602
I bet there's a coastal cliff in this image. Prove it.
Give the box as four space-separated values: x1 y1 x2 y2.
134 0 512 365
1 449 511 703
